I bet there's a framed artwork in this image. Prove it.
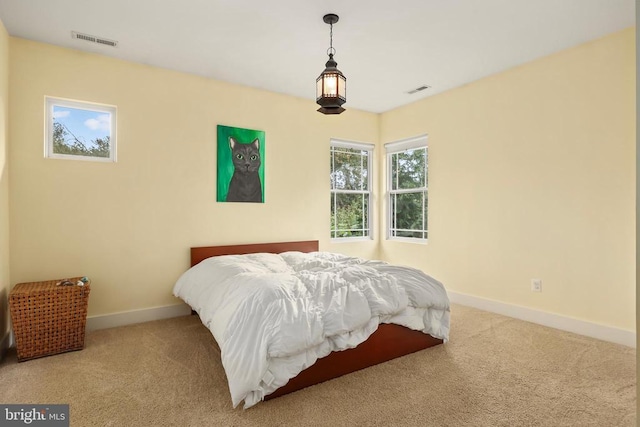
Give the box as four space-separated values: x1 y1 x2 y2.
217 125 265 203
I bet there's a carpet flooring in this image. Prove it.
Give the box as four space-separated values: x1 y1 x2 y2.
0 304 635 426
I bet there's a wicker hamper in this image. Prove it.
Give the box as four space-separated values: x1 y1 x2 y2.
9 277 90 361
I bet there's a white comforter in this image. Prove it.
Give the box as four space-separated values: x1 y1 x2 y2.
173 251 450 409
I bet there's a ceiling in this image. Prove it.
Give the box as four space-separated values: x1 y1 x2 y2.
0 0 634 113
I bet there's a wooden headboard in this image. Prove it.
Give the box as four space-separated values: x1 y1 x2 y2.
190 240 319 267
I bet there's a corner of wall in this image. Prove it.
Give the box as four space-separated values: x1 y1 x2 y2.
634 7 639 421
0 115 8 363
0 17 10 359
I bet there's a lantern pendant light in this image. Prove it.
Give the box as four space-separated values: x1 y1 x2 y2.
316 14 346 115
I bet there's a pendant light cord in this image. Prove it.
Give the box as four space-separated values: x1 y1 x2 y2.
328 22 336 57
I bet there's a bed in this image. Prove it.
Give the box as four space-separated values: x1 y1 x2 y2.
175 240 449 408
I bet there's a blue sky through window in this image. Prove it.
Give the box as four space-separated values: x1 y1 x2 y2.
53 105 111 148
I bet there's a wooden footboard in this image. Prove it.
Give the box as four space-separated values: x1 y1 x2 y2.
189 240 444 401
265 323 443 400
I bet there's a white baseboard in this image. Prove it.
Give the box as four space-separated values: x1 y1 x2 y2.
448 291 636 348
86 303 192 331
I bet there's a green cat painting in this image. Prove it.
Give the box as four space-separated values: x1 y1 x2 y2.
217 125 265 203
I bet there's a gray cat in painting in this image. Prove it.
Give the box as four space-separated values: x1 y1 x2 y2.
226 137 263 203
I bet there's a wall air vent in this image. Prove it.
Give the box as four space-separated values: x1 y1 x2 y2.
406 85 431 95
71 31 118 48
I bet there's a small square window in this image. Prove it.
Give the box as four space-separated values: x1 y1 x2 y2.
45 97 117 162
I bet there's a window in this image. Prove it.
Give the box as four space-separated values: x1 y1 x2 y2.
330 140 373 240
386 135 428 240
45 97 117 162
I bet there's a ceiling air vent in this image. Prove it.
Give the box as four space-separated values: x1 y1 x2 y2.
406 85 431 95
71 31 118 48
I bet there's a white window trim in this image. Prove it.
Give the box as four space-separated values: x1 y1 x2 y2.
384 134 427 153
330 139 374 242
385 134 428 242
45 96 117 162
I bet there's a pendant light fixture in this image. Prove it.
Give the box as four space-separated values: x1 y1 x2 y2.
316 13 346 115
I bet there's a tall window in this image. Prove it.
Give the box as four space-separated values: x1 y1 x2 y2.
45 97 117 162
386 135 428 240
330 140 373 239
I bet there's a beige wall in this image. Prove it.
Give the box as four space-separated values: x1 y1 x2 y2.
8 38 379 317
380 28 636 331
0 20 9 345
7 28 636 333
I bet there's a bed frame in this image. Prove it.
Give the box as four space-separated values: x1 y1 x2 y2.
190 240 443 400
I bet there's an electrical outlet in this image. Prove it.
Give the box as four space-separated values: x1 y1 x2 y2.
531 279 542 292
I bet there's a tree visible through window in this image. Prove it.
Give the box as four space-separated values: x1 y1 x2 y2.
45 97 117 162
387 136 428 240
330 141 373 239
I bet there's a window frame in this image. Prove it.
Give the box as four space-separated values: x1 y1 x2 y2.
385 135 429 243
330 139 374 242
45 96 118 162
